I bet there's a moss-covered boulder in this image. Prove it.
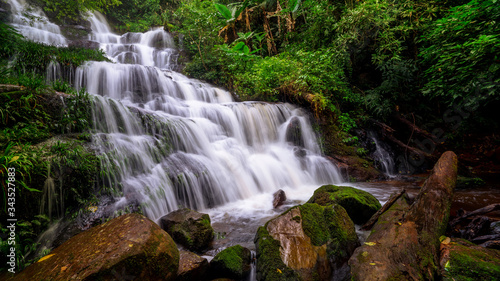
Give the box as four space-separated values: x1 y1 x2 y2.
308 185 381 224
160 208 214 252
209 245 252 280
10 213 179 281
255 203 359 281
440 238 500 281
177 250 209 281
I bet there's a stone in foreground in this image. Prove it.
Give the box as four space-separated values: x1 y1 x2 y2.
160 208 214 252
177 250 209 281
11 213 179 281
308 184 381 224
255 203 359 281
209 245 252 280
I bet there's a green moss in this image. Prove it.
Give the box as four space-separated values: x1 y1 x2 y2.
446 240 500 281
211 245 250 279
308 185 381 224
254 226 302 281
298 203 331 246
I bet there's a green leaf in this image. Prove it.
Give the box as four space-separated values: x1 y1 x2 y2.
233 42 246 51
214 3 232 20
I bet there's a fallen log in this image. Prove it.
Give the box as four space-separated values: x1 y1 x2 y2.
361 189 407 231
349 151 458 280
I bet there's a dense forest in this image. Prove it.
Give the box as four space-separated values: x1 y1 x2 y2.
1 0 499 279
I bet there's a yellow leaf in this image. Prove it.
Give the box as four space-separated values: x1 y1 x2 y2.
277 268 282 274
364 242 376 246
129 244 133 247
441 237 451 245
61 266 67 271
38 254 55 263
9 156 19 163
370 263 376 265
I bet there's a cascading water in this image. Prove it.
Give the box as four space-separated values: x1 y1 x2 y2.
5 0 344 251
74 12 343 223
368 131 396 178
5 0 66 45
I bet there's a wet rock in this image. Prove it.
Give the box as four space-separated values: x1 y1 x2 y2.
68 39 100 50
285 116 304 147
308 185 381 225
255 203 359 281
10 213 179 281
209 245 252 280
440 238 500 280
456 176 486 189
177 251 209 281
272 189 286 208
160 208 214 252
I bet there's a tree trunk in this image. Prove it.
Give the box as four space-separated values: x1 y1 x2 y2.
349 151 458 280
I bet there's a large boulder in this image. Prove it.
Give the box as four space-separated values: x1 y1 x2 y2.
10 213 179 281
440 238 500 280
160 208 214 252
255 203 359 281
176 251 209 281
308 185 381 224
209 245 252 280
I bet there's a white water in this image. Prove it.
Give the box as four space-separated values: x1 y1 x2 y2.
5 0 344 227
74 12 343 223
6 0 66 46
369 132 396 178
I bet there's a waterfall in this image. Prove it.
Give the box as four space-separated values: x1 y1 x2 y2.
75 12 343 222
5 0 343 223
368 132 396 178
6 0 66 46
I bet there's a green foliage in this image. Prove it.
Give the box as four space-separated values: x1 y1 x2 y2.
0 214 51 271
106 0 168 32
11 40 108 75
214 0 250 23
419 0 500 108
40 0 121 24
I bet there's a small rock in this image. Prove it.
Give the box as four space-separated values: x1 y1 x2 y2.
68 39 100 50
177 251 209 281
272 189 286 208
209 245 251 280
160 208 214 252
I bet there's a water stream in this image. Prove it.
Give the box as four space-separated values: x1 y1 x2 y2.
79 12 343 224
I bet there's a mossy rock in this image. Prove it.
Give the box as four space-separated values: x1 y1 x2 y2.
254 226 302 281
255 203 359 281
9 214 179 281
160 208 214 252
456 176 486 189
209 245 251 280
177 250 209 281
308 185 381 224
442 238 500 281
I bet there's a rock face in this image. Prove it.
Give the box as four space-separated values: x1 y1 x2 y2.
209 245 252 280
160 208 214 252
177 251 209 281
285 116 304 147
255 203 359 281
11 213 179 281
308 185 381 224
273 189 287 208
440 238 500 281
349 151 458 281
